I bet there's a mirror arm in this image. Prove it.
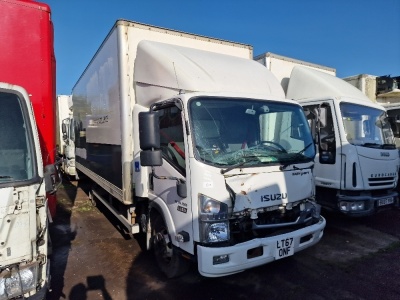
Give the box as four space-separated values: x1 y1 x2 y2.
150 167 187 198
151 167 185 186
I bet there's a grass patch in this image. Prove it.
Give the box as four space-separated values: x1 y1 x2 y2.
73 201 95 212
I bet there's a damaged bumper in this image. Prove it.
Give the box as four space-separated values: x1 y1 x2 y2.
197 216 326 277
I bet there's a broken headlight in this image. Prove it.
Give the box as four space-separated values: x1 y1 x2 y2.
0 263 38 299
198 194 229 243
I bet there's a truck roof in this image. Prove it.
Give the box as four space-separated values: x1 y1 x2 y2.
287 66 372 102
254 52 336 75
5 0 51 12
134 40 285 106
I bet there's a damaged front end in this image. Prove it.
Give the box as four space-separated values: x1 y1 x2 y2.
225 170 322 245
230 199 321 244
195 169 325 277
0 186 50 299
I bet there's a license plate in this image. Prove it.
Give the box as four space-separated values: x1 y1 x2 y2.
274 237 294 260
378 197 394 207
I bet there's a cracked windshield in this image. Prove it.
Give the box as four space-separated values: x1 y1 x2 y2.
189 97 315 169
340 102 395 148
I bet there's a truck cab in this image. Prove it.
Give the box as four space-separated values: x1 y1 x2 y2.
138 92 326 277
60 111 77 178
134 41 325 277
288 67 399 216
0 83 60 299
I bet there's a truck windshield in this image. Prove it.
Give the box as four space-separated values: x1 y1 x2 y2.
340 102 395 148
189 97 315 168
0 91 36 183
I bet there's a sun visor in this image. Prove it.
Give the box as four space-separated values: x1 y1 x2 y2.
287 66 372 102
134 40 284 107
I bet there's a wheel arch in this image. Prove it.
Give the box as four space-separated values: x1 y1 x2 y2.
149 197 178 247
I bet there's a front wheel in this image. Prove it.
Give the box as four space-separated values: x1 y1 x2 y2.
151 213 190 278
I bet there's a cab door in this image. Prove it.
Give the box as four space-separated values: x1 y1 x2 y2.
303 101 343 207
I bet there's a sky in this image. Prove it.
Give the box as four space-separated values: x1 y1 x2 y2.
46 0 400 96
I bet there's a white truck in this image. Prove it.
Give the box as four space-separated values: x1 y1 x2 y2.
0 83 60 298
343 74 400 147
56 95 72 157
0 0 62 297
255 52 337 92
256 52 399 216
68 20 325 278
56 95 76 177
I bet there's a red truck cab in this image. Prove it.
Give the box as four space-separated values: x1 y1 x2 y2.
0 0 57 216
0 0 59 298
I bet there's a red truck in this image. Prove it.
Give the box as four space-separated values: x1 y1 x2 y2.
0 0 60 298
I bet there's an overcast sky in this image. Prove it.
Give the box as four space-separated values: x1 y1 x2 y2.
46 0 400 95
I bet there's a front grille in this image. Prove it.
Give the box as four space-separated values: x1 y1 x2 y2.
229 207 318 244
368 176 396 187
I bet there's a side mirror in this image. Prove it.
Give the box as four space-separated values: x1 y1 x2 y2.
44 163 62 194
139 111 160 149
140 149 162 166
139 111 162 167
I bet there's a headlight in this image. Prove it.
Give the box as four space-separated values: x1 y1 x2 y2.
204 222 229 243
199 194 229 243
339 201 365 212
0 263 38 300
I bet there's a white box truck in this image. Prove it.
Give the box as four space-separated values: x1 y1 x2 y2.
256 52 337 92
56 95 77 177
56 95 72 157
68 20 325 278
343 74 400 147
256 53 399 216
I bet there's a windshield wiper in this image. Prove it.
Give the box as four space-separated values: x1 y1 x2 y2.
362 142 380 148
220 157 260 175
361 143 395 149
280 143 314 170
280 163 301 171
0 175 13 180
382 143 396 149
298 142 314 154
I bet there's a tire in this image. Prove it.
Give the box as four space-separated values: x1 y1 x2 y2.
151 213 190 278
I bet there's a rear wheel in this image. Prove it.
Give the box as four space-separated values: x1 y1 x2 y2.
151 213 190 278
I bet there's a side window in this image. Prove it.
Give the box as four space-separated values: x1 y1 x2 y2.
158 106 186 175
303 104 318 138
387 109 400 138
0 92 33 180
304 104 336 164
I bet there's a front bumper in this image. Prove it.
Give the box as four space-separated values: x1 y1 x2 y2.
197 216 326 277
337 191 398 217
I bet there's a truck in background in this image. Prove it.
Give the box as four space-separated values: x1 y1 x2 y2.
56 95 72 156
343 74 400 147
255 52 337 92
256 52 399 216
67 20 325 278
0 0 61 298
56 95 76 177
